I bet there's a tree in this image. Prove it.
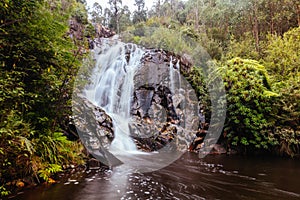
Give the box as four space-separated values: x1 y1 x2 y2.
216 58 278 152
263 28 300 155
90 2 104 24
0 0 85 195
120 5 132 32
133 0 147 23
108 0 122 33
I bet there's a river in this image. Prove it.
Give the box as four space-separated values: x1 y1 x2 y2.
14 153 300 200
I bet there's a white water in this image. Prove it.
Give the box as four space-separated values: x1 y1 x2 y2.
169 56 181 98
84 40 144 154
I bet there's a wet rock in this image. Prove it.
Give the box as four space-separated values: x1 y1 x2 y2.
22 177 36 187
130 49 198 152
134 88 154 118
87 158 102 170
72 94 115 164
210 144 227 155
95 24 116 38
180 53 193 73
73 44 197 155
141 49 192 74
69 19 84 40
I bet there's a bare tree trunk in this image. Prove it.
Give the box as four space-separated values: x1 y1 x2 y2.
297 4 300 26
269 1 274 34
252 0 260 52
156 0 161 17
195 0 199 30
113 1 120 34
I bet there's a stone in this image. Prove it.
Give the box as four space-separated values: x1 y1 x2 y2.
95 24 116 38
72 94 115 163
210 144 227 155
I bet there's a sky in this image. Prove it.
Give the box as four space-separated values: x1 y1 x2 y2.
85 0 156 12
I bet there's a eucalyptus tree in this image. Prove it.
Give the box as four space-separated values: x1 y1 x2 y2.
90 2 104 24
119 5 132 32
108 0 123 33
133 0 147 23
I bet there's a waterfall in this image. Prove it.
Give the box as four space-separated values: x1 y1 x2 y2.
169 57 181 95
84 40 144 154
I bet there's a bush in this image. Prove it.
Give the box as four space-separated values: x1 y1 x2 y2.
218 58 279 152
0 0 86 196
263 27 300 156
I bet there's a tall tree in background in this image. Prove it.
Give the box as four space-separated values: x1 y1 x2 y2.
119 5 132 32
103 7 111 27
90 2 104 24
108 0 122 33
133 0 147 23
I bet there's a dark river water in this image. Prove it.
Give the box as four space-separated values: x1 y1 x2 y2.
12 153 300 200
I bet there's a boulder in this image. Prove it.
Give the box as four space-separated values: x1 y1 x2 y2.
95 23 116 38
72 94 122 166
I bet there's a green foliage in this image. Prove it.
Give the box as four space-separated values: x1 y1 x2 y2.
264 27 300 79
263 27 300 156
35 132 84 165
224 33 261 60
122 23 195 56
218 58 279 151
90 2 103 24
72 1 89 24
38 164 62 182
0 0 86 196
0 185 10 197
184 67 210 113
0 111 35 181
132 0 147 24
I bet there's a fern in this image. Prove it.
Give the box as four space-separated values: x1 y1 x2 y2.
38 164 62 182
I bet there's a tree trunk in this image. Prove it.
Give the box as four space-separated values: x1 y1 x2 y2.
195 0 199 30
297 4 300 27
269 1 274 34
252 0 260 52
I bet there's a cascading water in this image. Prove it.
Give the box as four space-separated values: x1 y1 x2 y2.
84 40 144 154
169 56 182 101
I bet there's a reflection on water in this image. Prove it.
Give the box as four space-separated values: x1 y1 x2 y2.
14 153 300 200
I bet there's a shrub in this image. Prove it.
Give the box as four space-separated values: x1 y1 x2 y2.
217 58 279 152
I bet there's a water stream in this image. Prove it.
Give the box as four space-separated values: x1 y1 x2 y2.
15 153 300 200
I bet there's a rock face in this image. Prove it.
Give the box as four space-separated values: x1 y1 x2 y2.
72 94 124 166
72 95 114 150
141 49 192 74
129 49 199 152
95 24 116 38
69 18 85 41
